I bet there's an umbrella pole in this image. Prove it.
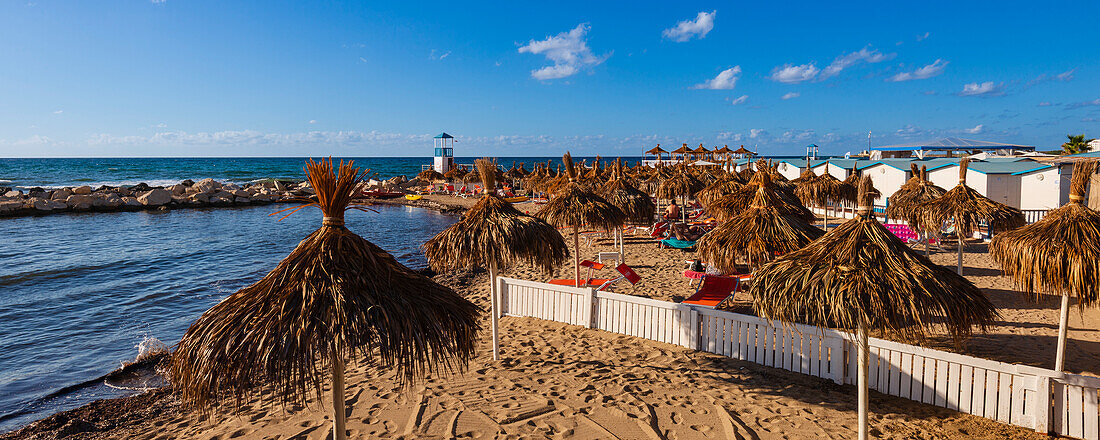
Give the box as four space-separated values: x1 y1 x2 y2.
574 228 582 288
957 236 964 275
618 227 625 262
489 260 500 361
1055 293 1070 371
857 323 870 440
331 353 347 440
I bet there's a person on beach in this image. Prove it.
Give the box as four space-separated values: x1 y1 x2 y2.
671 222 705 241
664 200 680 221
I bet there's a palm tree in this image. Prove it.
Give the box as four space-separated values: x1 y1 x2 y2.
1061 134 1094 155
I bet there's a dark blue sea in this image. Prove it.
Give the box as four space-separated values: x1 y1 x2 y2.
2 156 663 432
0 156 645 190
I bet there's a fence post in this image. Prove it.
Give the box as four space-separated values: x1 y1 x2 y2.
828 334 846 385
1033 374 1051 434
583 288 596 329
688 308 701 350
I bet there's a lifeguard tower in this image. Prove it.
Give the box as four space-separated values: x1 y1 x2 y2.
432 132 455 173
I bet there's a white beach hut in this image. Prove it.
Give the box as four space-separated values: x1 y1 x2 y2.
1015 164 1071 210
857 159 915 205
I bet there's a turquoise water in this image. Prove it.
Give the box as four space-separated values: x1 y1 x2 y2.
0 156 644 190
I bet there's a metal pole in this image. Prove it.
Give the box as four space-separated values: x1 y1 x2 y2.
574 229 581 288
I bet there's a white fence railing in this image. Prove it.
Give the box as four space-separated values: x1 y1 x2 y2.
497 277 1100 440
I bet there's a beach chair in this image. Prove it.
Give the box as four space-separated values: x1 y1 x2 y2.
549 260 611 287
592 263 642 291
682 275 740 308
659 237 696 250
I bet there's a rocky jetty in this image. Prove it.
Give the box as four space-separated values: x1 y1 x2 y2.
0 176 428 218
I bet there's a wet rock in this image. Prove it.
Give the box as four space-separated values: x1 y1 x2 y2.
66 195 95 210
0 200 22 213
50 189 72 200
5 190 23 198
92 194 122 208
209 195 232 205
34 198 66 211
168 184 188 195
223 183 241 191
190 192 210 203
94 185 113 192
138 189 171 206
129 183 152 193
116 188 132 197
28 188 49 198
121 197 142 207
231 189 249 198
73 186 93 195
193 178 219 193
180 179 194 186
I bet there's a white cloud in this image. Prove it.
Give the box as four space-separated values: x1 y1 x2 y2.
430 49 451 60
662 10 716 42
150 0 165 3
52 110 63 114
729 95 748 105
155 122 168 128
1038 102 1052 107
309 120 317 124
888 59 948 82
958 81 1005 97
749 129 768 139
963 124 984 134
770 63 819 83
1066 98 1100 109
1056 69 1075 81
916 32 930 41
693 66 741 90
717 132 743 141
780 129 816 142
781 92 800 100
358 57 367 63
518 23 608 80
819 47 892 80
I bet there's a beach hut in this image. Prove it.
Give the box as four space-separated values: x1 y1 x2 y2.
925 160 1039 208
919 158 1025 274
886 165 947 254
538 153 626 287
170 159 480 440
698 172 823 272
990 160 1099 372
733 145 755 159
425 159 568 360
751 176 996 440
1014 163 1072 210
857 159 917 205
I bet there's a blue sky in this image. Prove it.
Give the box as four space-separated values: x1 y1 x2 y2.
1 0 1097 157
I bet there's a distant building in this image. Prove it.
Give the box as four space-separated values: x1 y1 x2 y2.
432 132 455 174
869 137 1035 159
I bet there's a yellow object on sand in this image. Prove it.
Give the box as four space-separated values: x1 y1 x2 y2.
405 194 423 201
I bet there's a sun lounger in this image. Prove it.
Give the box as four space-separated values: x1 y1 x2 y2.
549 260 606 287
659 238 696 250
682 275 740 308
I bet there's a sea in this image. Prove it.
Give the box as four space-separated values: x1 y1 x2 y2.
0 156 639 432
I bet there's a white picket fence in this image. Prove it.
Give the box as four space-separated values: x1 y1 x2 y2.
497 277 1100 439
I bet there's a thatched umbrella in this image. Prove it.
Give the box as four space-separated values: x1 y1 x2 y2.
696 176 743 210
601 159 656 259
838 165 878 217
418 169 445 194
443 167 464 182
990 160 1099 372
750 176 996 440
918 158 1025 274
698 172 823 273
671 143 692 162
887 165 947 255
538 152 626 287
796 166 844 230
425 159 568 360
657 169 703 221
171 159 480 440
709 162 815 224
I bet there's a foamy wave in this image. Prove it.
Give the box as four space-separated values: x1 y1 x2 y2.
19 179 238 190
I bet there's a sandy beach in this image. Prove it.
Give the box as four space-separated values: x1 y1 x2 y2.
6 194 1094 439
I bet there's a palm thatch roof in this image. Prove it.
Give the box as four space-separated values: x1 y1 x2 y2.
646 145 668 154
708 163 814 223
698 172 824 272
750 175 997 344
418 169 445 182
696 176 743 209
795 170 843 207
425 159 568 274
443 167 464 181
990 160 1100 308
917 158 1025 236
671 144 692 154
600 160 656 225
171 158 480 410
538 153 626 232
886 165 946 232
656 170 703 201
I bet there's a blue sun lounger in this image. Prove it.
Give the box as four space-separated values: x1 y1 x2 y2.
659 238 696 250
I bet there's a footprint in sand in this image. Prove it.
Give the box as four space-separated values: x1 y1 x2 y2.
670 411 684 424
